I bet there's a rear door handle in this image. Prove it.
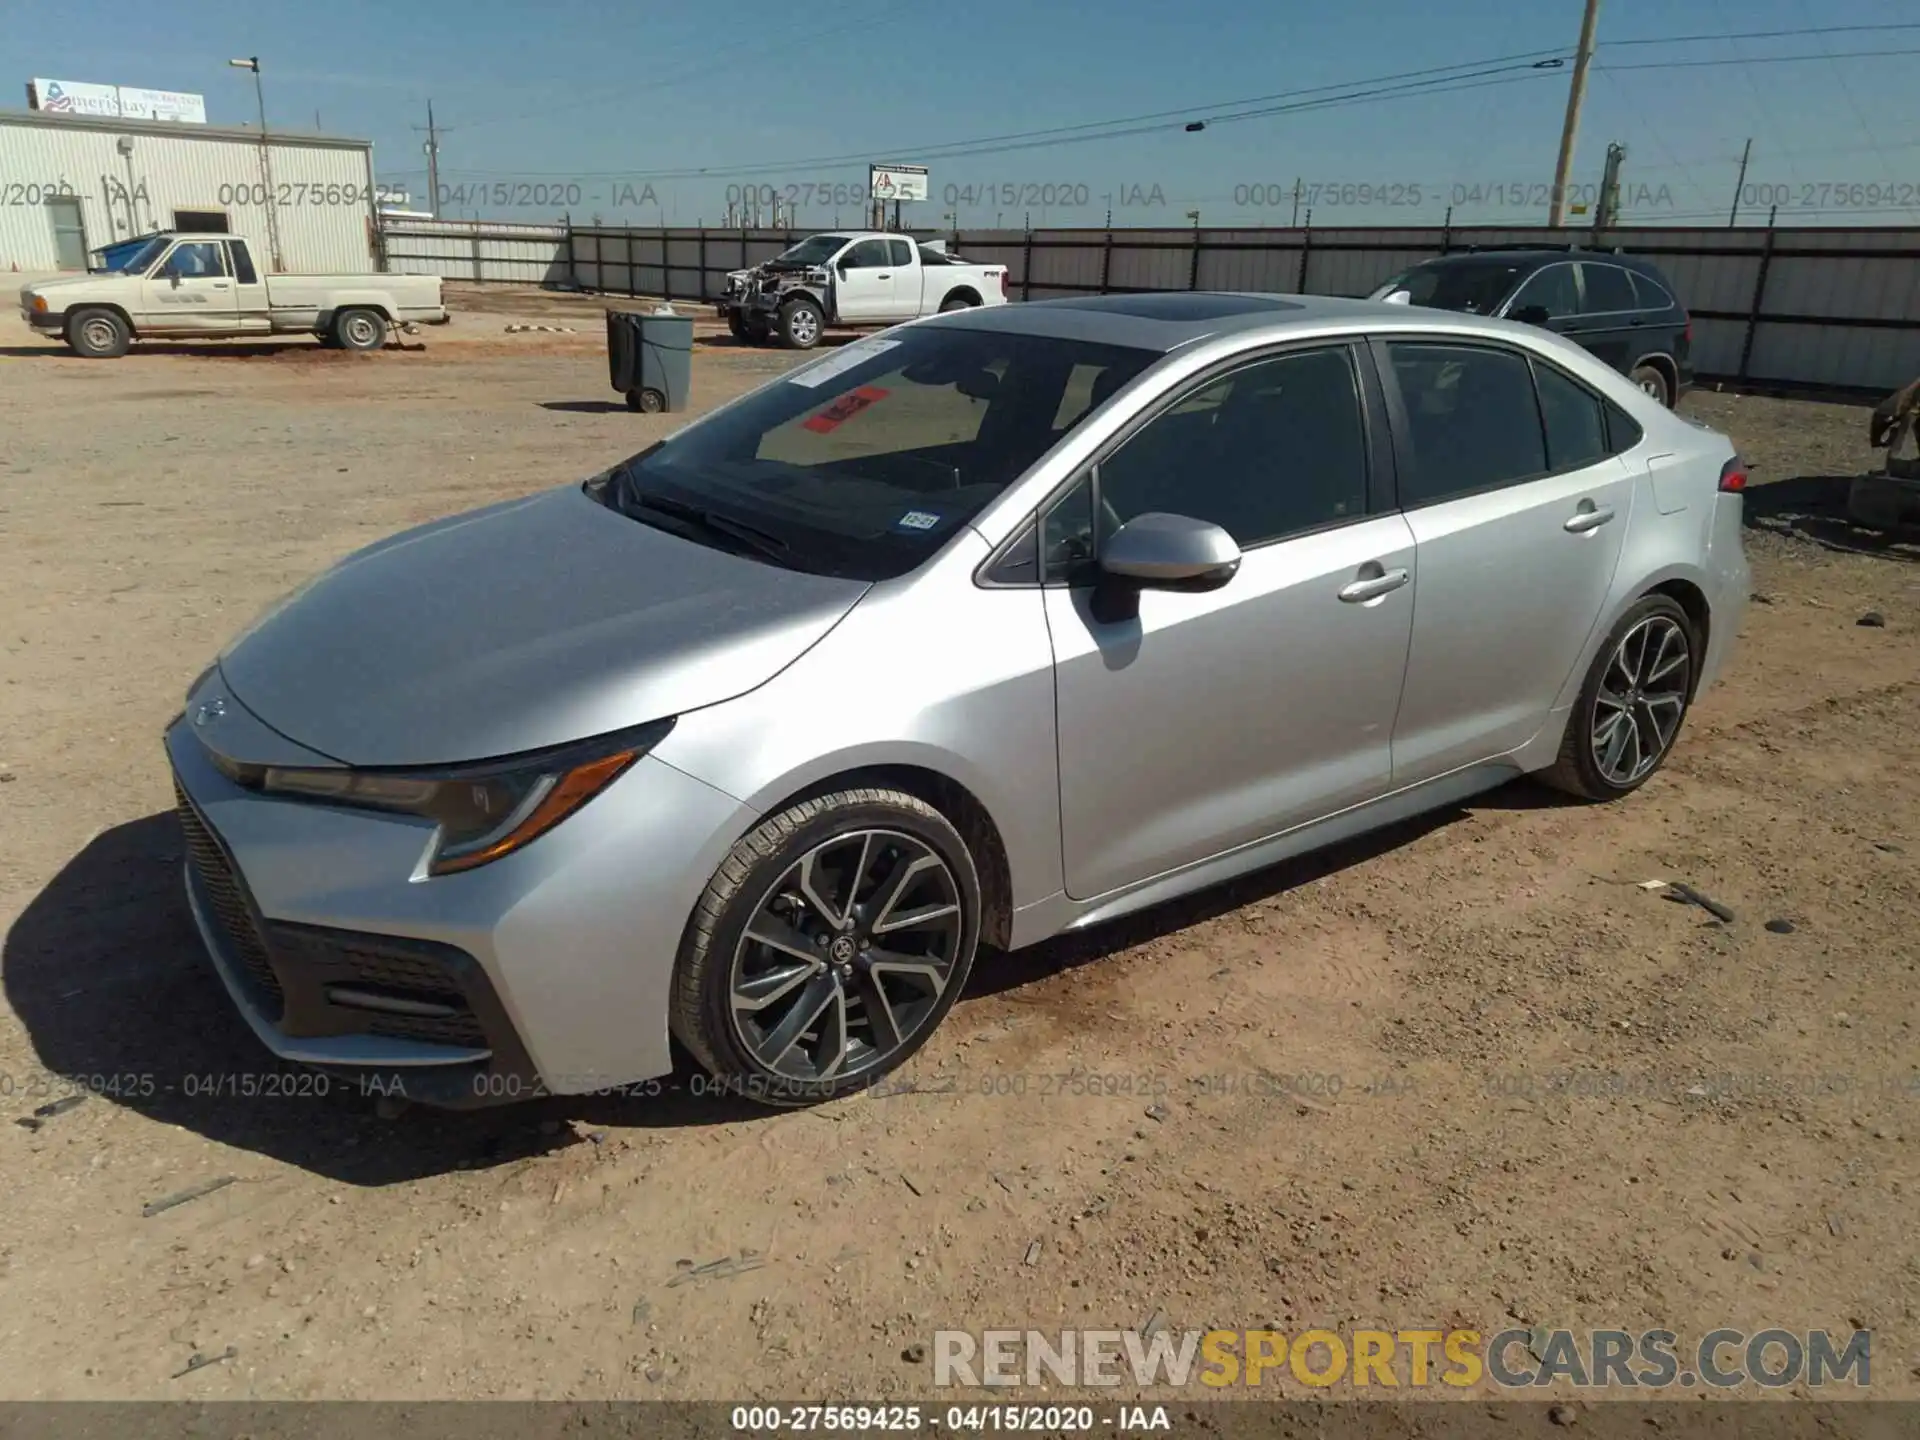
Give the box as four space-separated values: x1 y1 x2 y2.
1338 568 1410 603
1564 504 1616 533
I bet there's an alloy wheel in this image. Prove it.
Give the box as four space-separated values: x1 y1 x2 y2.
788 308 819 345
729 829 964 1083
1590 614 1691 786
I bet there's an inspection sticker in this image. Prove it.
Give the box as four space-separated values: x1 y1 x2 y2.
894 509 944 532
785 335 901 389
803 385 890 434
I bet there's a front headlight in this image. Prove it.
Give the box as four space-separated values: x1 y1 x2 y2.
257 719 674 876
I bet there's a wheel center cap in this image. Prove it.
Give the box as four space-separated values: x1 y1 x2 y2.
829 934 856 964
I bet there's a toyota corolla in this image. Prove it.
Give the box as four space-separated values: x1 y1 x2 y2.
165 291 1749 1108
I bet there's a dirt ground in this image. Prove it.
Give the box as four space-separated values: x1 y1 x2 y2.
1 285 1917 1407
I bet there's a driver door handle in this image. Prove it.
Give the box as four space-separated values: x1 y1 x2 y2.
1338 568 1410 603
1564 504 1616 533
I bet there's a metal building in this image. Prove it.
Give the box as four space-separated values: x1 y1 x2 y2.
0 108 382 275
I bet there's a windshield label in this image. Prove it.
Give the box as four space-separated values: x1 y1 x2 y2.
802 385 890 435
786 336 902 389
894 509 944 532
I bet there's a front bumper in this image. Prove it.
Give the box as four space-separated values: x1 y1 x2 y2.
25 308 61 331
165 705 745 1107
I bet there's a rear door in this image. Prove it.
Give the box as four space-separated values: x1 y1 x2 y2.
834 238 896 321
137 240 240 332
1563 261 1642 373
1377 338 1635 783
886 237 920 315
223 238 271 331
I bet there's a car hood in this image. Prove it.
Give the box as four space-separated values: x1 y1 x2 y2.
217 483 868 768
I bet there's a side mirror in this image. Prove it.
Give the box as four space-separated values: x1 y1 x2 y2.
1511 304 1551 326
169 271 182 287
1100 512 1241 589
836 261 850 278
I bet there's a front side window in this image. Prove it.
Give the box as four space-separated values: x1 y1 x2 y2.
1387 342 1547 505
845 239 891 268
599 327 1157 582
1093 345 1371 552
1577 262 1637 315
159 242 227 279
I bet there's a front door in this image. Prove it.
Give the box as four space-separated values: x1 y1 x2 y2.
833 237 896 322
1500 261 1581 337
45 196 88 271
1045 343 1416 900
138 240 240 332
1379 339 1634 783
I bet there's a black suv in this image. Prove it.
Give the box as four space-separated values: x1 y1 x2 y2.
1368 248 1693 407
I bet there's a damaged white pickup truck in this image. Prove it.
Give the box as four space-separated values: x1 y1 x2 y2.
716 231 1008 349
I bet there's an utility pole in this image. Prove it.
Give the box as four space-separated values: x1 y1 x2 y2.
1728 136 1753 227
413 101 445 218
1546 0 1601 228
1291 177 1302 227
1594 142 1626 234
228 57 282 271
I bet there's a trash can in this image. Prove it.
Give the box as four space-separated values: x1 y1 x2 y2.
607 306 693 414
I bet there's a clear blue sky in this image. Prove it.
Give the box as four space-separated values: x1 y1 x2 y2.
7 0 1920 227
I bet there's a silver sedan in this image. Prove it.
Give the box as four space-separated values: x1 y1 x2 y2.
166 291 1750 1108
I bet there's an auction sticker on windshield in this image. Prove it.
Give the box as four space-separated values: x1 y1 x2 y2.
803 386 891 434
786 336 902 389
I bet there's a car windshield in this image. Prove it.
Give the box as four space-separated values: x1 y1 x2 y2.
91 235 170 275
775 235 850 266
1374 259 1526 315
595 327 1159 582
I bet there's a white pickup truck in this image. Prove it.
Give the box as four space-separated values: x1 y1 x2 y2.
18 231 448 358
716 231 1008 349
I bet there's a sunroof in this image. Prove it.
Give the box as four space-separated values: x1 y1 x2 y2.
1040 293 1303 322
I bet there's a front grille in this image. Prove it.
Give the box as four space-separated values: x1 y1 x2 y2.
174 777 284 1014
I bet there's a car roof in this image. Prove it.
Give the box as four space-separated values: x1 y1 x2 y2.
931 291 1420 354
1412 247 1668 275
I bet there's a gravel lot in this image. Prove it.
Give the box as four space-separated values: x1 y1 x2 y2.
0 288 1916 1404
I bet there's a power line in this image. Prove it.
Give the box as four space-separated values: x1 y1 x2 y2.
1602 20 1920 46
1599 45 1920 71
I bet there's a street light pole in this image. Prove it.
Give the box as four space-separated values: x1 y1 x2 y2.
229 56 284 271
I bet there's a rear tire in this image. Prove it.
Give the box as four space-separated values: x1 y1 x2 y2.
670 788 981 1107
1630 362 1672 408
939 294 977 313
777 296 824 350
332 307 388 351
67 308 130 359
1540 595 1696 801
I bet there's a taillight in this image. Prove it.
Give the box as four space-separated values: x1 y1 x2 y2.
1719 457 1746 492
1000 270 1008 299
1684 317 1693 345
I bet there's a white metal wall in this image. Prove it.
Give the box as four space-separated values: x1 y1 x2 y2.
0 114 378 273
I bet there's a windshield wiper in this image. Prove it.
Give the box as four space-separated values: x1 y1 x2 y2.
606 470 792 564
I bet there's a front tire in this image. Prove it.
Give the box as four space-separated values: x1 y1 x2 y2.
1630 362 1672 408
332 307 388 351
1541 595 1696 800
726 312 747 340
777 296 824 350
67 308 130 359
671 788 981 1107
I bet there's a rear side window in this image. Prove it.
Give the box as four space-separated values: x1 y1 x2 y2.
1578 262 1637 314
1387 343 1546 506
227 239 258 285
1628 269 1674 311
1532 362 1609 471
888 238 913 266
1604 399 1644 452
